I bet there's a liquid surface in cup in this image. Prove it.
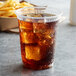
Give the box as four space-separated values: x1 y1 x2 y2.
18 13 57 70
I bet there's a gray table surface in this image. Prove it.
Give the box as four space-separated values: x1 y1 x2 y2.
0 0 76 76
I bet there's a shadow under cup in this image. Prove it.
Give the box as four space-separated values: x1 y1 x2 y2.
15 7 62 70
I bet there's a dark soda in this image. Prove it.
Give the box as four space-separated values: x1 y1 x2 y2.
18 13 57 70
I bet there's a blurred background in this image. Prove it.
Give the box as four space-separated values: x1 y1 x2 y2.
0 0 71 19
25 0 70 17
1 0 76 76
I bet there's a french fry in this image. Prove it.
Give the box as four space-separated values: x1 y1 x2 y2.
0 10 14 16
0 0 33 17
20 2 33 7
0 11 6 15
0 1 9 8
4 10 15 16
11 13 17 17
0 7 15 11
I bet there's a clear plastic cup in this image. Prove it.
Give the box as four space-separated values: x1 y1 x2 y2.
15 6 62 70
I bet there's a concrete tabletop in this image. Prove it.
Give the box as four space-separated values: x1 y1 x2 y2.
0 0 76 76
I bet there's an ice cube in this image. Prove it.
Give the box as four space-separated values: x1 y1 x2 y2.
38 38 52 46
42 13 55 17
19 20 33 31
26 14 43 23
33 21 56 34
20 32 38 44
25 18 32 22
27 13 42 17
25 45 41 61
38 19 44 23
36 33 53 46
33 22 54 34
33 22 46 33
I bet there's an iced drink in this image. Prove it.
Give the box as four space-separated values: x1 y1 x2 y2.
15 7 61 70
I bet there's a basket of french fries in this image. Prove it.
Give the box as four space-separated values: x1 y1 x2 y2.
0 0 33 31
